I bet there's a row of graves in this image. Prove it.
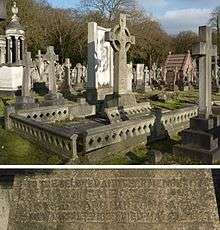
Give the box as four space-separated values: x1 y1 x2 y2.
1 2 220 164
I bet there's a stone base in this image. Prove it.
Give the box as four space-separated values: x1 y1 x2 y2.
143 85 152 93
0 65 23 92
174 116 220 164
174 144 219 164
104 93 137 108
42 92 65 106
15 96 38 110
86 87 113 105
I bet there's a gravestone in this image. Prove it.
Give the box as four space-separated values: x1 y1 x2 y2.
104 14 136 107
42 46 65 106
15 52 37 109
135 64 145 90
0 0 6 21
174 26 219 163
7 170 220 229
144 66 152 92
63 58 72 91
151 63 157 80
43 46 58 94
87 22 114 104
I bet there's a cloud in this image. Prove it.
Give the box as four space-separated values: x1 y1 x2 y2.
160 8 212 34
139 0 168 7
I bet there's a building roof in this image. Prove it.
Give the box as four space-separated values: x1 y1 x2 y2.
165 52 189 71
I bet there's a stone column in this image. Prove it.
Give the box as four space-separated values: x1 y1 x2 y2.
6 37 11 64
14 36 19 64
20 37 24 62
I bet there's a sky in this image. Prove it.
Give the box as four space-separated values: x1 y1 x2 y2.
47 0 219 34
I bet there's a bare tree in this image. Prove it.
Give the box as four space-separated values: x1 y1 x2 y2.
80 0 137 21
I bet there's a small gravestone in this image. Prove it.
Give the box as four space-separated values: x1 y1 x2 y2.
7 170 220 229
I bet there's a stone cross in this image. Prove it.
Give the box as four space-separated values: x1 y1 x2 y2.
43 46 59 94
192 26 217 118
144 66 150 86
22 52 33 97
152 63 157 80
105 14 135 95
64 58 72 89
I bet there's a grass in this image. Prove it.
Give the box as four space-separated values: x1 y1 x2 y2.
0 96 64 165
0 127 64 165
151 99 185 110
99 134 202 165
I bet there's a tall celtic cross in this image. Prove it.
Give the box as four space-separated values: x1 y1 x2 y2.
43 46 59 94
105 14 135 95
192 26 217 118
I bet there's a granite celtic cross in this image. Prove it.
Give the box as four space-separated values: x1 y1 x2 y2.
105 14 135 95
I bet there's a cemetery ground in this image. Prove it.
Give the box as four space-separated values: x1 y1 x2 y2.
1 90 220 165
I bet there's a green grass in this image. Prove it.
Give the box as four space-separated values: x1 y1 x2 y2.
151 99 185 110
0 127 64 164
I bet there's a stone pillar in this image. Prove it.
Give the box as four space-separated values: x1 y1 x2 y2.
20 37 24 62
6 37 11 64
14 36 19 64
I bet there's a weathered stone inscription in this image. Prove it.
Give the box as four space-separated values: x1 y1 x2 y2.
8 170 220 229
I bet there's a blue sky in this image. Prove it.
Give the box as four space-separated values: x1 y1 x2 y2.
48 0 220 34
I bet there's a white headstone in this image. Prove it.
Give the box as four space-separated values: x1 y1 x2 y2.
87 22 114 100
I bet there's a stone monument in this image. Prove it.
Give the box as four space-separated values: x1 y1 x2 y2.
42 46 65 106
63 58 72 92
104 14 136 107
0 1 24 93
87 22 114 105
5 170 220 229
174 26 219 163
0 0 6 21
15 52 37 109
135 64 145 90
144 66 152 92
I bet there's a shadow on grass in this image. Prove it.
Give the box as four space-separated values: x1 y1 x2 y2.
125 137 182 165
